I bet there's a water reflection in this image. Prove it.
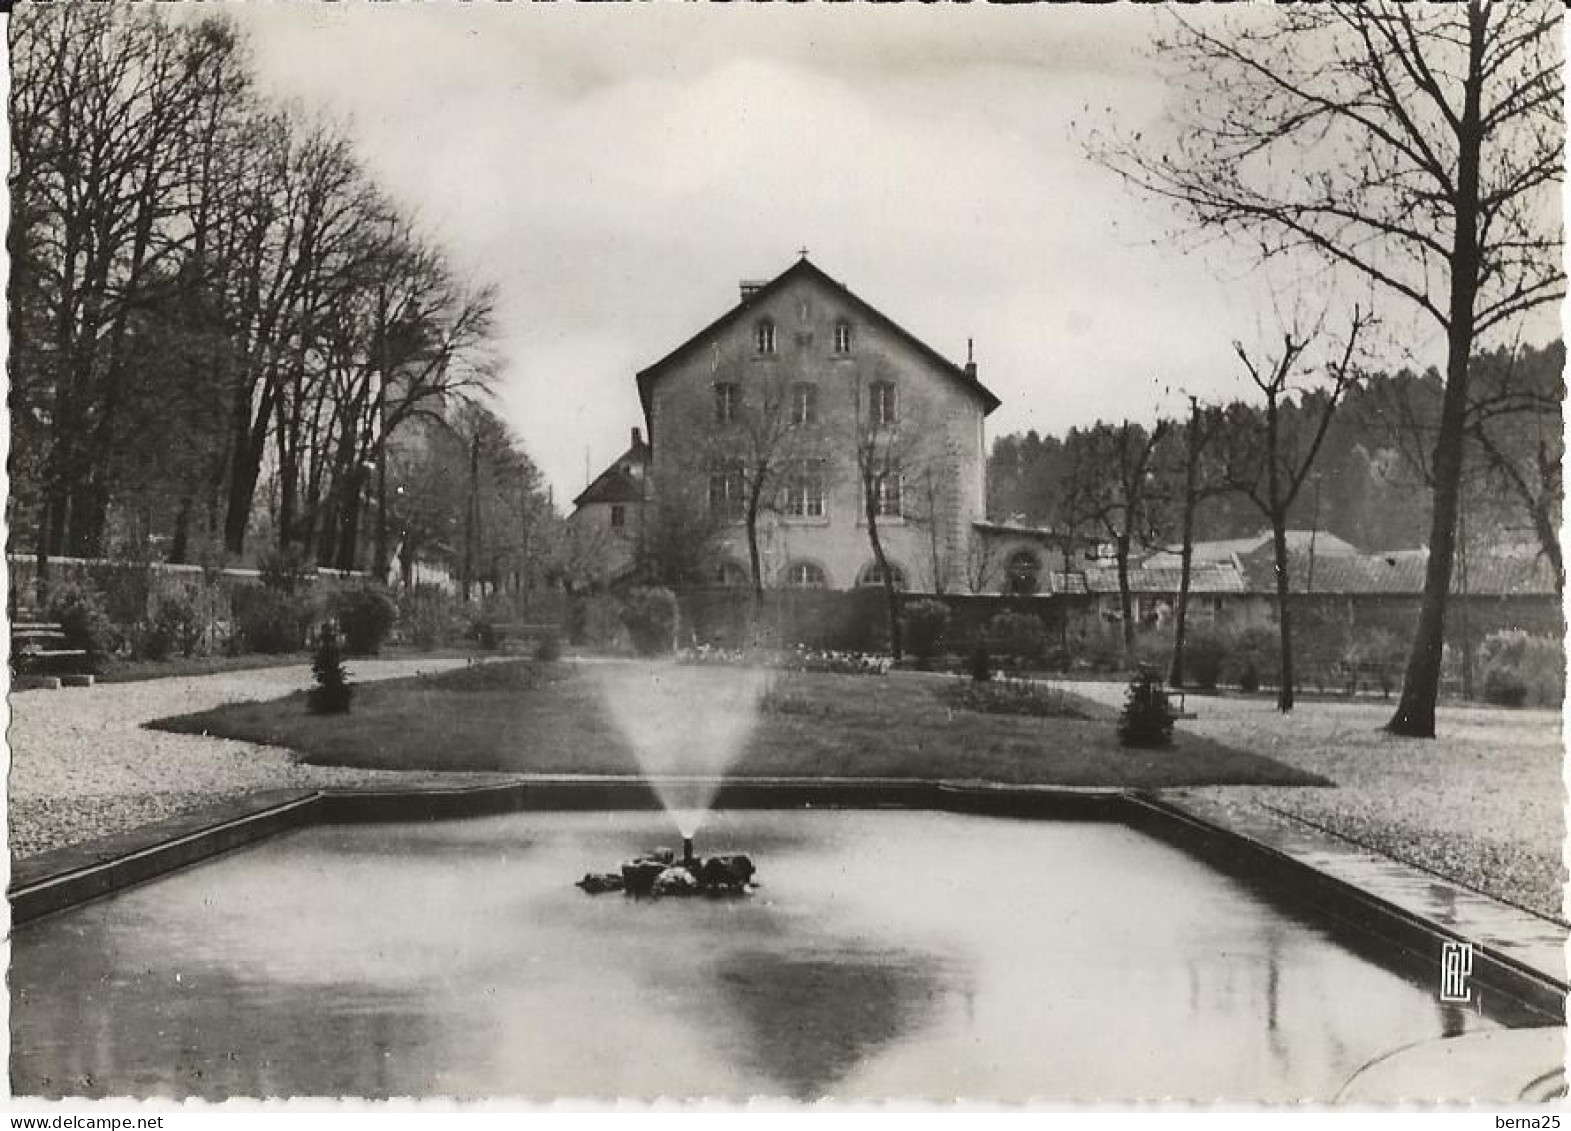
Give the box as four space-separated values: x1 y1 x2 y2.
12 810 1507 1100
712 947 948 1100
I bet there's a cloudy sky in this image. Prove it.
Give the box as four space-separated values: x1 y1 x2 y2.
213 2 1538 502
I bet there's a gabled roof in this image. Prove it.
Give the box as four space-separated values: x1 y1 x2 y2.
572 437 650 509
635 257 1001 426
1144 530 1359 569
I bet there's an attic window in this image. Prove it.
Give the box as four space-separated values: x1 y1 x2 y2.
755 319 776 355
834 320 853 354
610 505 626 529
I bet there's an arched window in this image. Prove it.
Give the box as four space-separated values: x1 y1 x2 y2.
834 320 853 355
1006 549 1041 596
755 319 776 355
712 559 749 588
785 560 828 589
857 561 907 590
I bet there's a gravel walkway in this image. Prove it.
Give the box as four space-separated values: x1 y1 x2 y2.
8 658 489 859
1052 680 1566 921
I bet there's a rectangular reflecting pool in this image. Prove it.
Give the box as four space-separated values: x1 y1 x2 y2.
11 810 1513 1100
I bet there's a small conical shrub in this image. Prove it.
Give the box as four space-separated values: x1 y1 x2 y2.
308 624 353 714
1118 666 1174 747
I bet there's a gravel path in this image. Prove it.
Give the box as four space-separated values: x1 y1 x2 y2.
1052 680 1565 921
8 658 487 859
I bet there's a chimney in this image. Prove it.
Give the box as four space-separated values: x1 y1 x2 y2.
740 280 767 302
964 338 978 381
631 426 643 448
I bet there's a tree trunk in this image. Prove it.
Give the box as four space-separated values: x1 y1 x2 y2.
1169 401 1202 688
1531 500 1564 598
1271 516 1295 713
745 485 765 601
1387 5 1486 738
865 497 903 662
66 476 108 558
335 475 363 572
170 495 194 564
223 408 262 555
1115 533 1135 660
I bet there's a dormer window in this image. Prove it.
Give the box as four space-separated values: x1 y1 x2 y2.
755 319 776 355
834 320 853 355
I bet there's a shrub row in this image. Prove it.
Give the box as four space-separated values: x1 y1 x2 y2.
900 601 1047 669
1478 629 1563 708
26 568 554 673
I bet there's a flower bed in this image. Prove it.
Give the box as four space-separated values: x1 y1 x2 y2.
939 675 1095 719
677 643 892 676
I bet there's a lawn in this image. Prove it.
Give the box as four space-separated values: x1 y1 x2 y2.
149 659 1328 790
99 645 484 685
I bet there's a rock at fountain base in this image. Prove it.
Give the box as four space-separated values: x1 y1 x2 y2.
699 854 755 890
620 858 669 896
576 872 625 894
580 850 758 898
652 865 699 896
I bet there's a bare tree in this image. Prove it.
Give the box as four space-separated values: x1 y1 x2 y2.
851 361 930 663
639 465 728 590
909 465 959 595
692 361 816 600
1223 309 1370 712
1064 419 1169 661
1162 397 1231 688
959 526 1001 595
1467 341 1564 596
1092 3 1564 736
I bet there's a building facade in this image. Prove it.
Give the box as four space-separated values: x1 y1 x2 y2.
567 428 650 584
581 257 1002 592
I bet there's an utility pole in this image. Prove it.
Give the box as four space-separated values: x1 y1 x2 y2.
463 430 481 603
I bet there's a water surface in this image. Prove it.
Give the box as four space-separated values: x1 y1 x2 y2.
12 810 1500 1100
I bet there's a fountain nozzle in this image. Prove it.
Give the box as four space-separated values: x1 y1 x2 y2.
682 836 696 868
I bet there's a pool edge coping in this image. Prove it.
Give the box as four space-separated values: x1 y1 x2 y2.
9 776 1565 1024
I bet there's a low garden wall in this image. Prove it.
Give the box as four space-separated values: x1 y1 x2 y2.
648 585 1564 704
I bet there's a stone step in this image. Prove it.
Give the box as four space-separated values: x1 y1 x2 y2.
14 675 62 691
